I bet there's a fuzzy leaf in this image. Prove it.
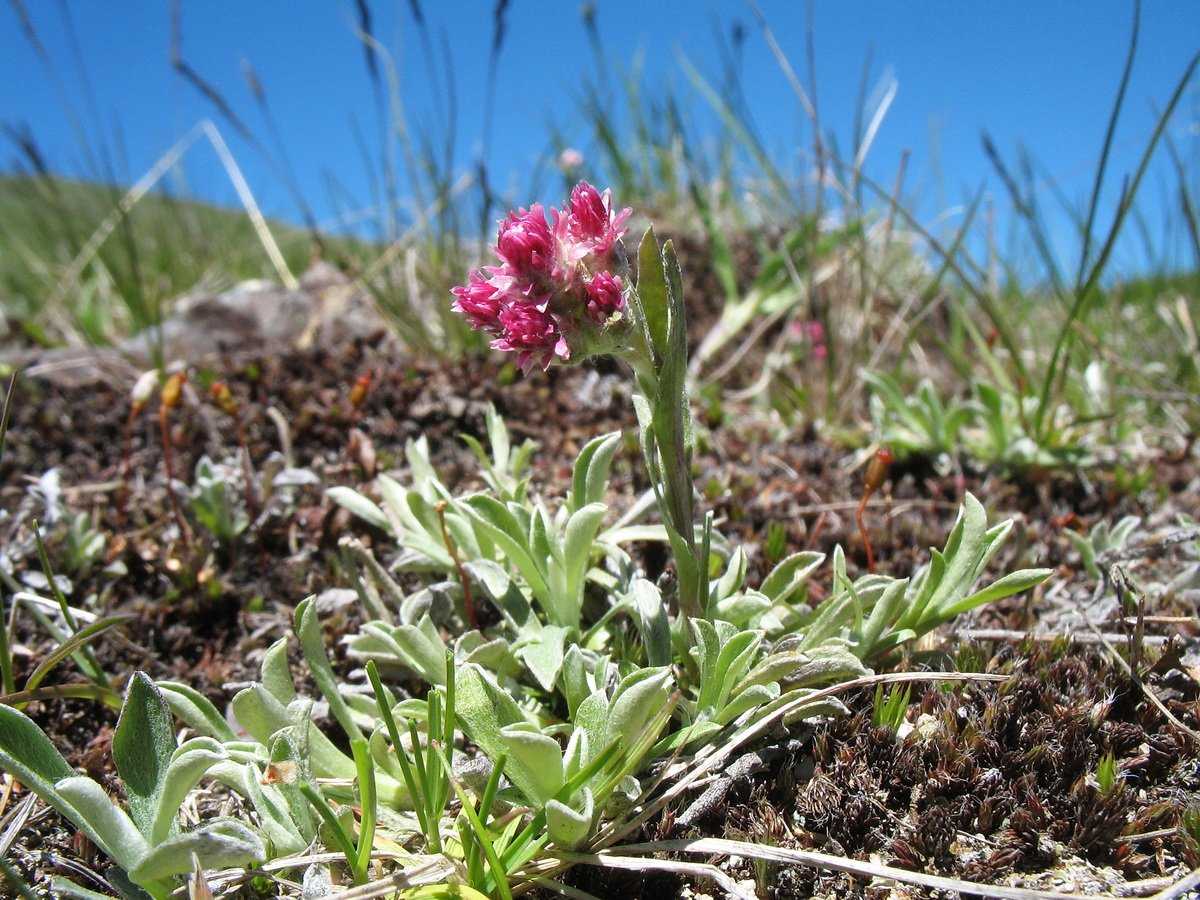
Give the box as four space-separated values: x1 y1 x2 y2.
0 707 132 866
150 741 228 844
158 682 236 742
607 667 672 750
636 226 668 359
453 665 543 801
260 637 296 705
129 819 265 882
940 568 1052 620
498 725 564 804
517 625 569 692
546 787 594 848
54 776 149 874
760 551 824 605
632 579 671 667
327 487 390 532
294 597 361 743
112 673 175 840
571 432 622 513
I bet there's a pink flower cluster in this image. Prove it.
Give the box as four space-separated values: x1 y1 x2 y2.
451 182 632 372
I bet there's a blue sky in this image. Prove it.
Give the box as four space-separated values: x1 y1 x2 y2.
3 1 1198 274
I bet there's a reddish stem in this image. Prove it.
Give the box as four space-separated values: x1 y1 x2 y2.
857 447 894 573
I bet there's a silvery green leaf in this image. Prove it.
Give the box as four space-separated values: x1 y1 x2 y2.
0 707 115 864
498 725 564 804
607 667 672 749
760 551 824 605
1067 529 1098 579
707 630 761 712
156 682 235 742
464 496 551 604
636 226 668 360
149 742 228 843
231 684 291 744
716 683 779 726
129 819 265 882
458 631 520 676
654 719 722 754
632 579 671 667
737 649 808 691
857 578 909 659
285 701 358 782
563 729 589 781
209 761 309 855
561 502 607 622
260 637 296 705
798 588 856 652
560 645 590 719
712 590 771 628
546 788 594 849
781 697 852 727
940 568 1052 620
778 644 870 689
112 673 175 840
454 665 544 802
573 689 610 768
375 476 454 570
571 432 622 513
54 776 148 874
517 624 568 692
385 615 449 683
294 597 360 742
466 559 535 630
327 487 389 532
689 618 720 690
711 547 747 604
404 437 441 501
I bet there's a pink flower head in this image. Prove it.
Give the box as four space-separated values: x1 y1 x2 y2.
496 204 554 277
565 181 631 257
492 300 569 372
584 271 624 322
450 269 505 332
451 182 632 371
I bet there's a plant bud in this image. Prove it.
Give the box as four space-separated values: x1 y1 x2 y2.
209 381 238 417
130 369 158 414
865 447 894 494
161 372 186 410
349 372 372 410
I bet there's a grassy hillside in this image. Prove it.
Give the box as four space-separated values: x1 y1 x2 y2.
0 173 317 346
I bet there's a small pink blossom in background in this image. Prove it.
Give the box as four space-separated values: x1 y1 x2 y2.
450 181 633 372
787 318 828 361
584 271 623 323
558 148 584 170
